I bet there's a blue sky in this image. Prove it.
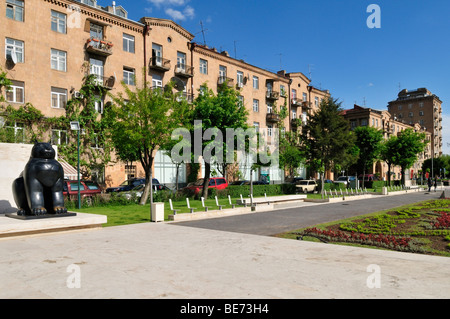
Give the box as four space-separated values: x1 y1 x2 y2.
101 0 450 153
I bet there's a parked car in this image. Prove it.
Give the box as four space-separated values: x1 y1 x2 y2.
106 178 160 193
295 180 318 193
121 183 172 200
184 177 228 194
358 174 379 181
230 180 269 186
63 180 102 204
334 176 356 185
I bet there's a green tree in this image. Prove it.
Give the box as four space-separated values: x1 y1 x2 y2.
192 83 249 199
353 126 384 188
301 97 355 197
422 155 450 179
379 135 398 186
391 129 428 185
107 81 191 208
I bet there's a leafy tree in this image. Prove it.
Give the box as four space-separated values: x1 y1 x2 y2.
301 97 355 197
107 81 191 208
379 135 398 186
353 126 384 188
391 129 428 185
422 155 450 179
192 83 249 199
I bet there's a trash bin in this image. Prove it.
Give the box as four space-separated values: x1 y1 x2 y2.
151 202 164 222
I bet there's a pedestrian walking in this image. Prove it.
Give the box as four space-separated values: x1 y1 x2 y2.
434 178 437 192
427 177 432 192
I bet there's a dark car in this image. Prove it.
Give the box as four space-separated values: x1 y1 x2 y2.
106 178 161 193
63 180 102 204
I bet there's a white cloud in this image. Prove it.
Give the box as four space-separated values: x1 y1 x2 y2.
164 6 195 21
148 0 187 8
368 83 374 87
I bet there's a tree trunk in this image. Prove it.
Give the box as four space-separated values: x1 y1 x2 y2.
139 156 154 206
201 161 211 199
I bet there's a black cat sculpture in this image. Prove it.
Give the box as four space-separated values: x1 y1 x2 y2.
12 142 68 216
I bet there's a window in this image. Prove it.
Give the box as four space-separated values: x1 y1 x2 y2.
409 112 414 117
90 23 103 40
253 122 259 133
315 97 319 107
267 124 273 137
51 10 66 33
94 95 104 114
199 59 208 74
177 52 186 70
6 0 24 22
398 105 402 110
123 67 135 85
5 121 24 143
361 119 368 126
419 102 424 108
89 58 103 84
408 103 413 109
51 129 67 145
151 43 162 63
91 133 102 149
237 71 244 87
219 65 227 79
5 38 24 63
253 76 259 89
123 34 135 53
238 95 244 107
152 73 162 89
6 80 24 103
51 49 67 71
291 89 297 100
280 85 285 97
267 103 273 114
292 109 297 119
69 182 85 191
302 92 307 101
51 87 67 109
79 0 96 6
419 111 424 116
253 99 259 112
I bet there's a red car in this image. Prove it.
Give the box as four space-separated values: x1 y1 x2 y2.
63 180 103 205
184 177 228 195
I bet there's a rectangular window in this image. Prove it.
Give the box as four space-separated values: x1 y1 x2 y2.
6 0 24 22
237 71 244 87
419 111 424 116
51 10 66 34
89 58 103 84
51 49 66 71
302 92 307 101
51 129 67 145
199 59 208 74
90 23 103 40
267 103 273 114
6 80 24 103
315 97 319 107
292 109 297 119
123 67 135 85
253 76 259 89
280 85 286 97
219 65 227 78
291 89 297 100
94 95 104 114
361 119 368 126
123 34 135 53
5 121 24 143
267 124 273 137
253 122 259 133
177 51 186 70
152 73 162 89
5 38 24 63
253 99 259 112
51 87 67 109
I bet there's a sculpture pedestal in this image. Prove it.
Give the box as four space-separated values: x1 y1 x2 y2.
0 212 106 238
6 212 77 220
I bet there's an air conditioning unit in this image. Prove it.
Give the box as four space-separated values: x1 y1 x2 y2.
73 91 83 99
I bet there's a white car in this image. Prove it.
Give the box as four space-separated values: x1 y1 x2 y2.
295 180 317 193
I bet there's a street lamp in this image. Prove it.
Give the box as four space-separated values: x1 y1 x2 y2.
70 121 81 209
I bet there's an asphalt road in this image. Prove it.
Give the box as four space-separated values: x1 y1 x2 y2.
172 191 444 236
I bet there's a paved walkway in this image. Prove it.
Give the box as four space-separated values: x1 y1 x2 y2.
0 191 449 299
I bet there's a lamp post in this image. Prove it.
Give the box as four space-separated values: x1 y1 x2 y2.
70 121 81 209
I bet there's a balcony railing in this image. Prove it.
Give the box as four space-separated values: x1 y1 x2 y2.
91 74 115 90
176 92 194 104
86 38 113 56
175 63 194 78
291 98 302 107
266 90 280 100
150 56 171 72
266 112 280 123
217 76 235 88
302 101 311 109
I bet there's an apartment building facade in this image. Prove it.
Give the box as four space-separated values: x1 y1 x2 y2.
387 88 443 160
343 104 432 181
1 0 330 187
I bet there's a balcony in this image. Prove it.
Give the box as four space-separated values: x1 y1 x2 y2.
175 63 194 78
302 101 312 109
266 90 280 101
91 74 115 90
291 118 301 129
176 92 194 104
86 38 113 57
149 56 171 72
217 76 235 88
291 98 302 107
266 112 280 123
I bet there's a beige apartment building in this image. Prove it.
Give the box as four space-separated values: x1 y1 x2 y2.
1 0 330 187
343 104 432 181
387 88 443 159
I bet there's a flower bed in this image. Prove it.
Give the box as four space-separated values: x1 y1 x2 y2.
291 199 450 256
